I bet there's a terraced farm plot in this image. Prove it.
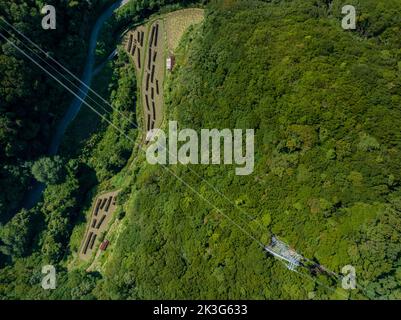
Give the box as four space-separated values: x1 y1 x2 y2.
124 25 146 72
142 20 165 135
79 190 119 261
123 9 204 143
164 8 205 53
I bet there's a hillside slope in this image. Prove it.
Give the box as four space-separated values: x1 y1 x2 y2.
97 0 401 299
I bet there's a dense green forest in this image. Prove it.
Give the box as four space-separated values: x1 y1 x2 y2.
0 46 137 297
1 0 401 300
0 0 118 222
0 0 203 298
96 0 401 299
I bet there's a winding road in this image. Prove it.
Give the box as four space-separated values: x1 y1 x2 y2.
23 0 130 209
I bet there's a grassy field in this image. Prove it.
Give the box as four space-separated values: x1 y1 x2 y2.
164 8 205 53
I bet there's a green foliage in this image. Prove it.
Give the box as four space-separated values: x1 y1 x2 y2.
88 51 138 181
3 0 401 300
40 162 81 263
96 0 204 64
0 0 138 298
0 0 116 220
31 156 66 185
66 270 101 300
99 0 401 299
0 209 37 258
357 132 380 152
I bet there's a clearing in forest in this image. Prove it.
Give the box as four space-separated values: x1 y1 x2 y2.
79 190 119 261
123 8 205 141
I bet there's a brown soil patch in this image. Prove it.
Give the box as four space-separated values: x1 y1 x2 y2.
142 20 165 137
123 25 146 73
79 190 119 261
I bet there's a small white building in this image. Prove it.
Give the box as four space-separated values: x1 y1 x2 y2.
166 55 175 71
